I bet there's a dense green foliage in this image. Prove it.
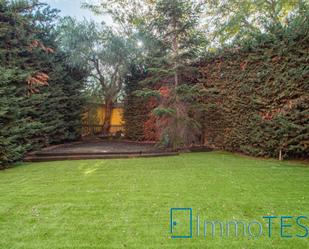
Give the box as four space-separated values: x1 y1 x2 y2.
120 1 309 158
203 0 307 47
200 11 309 159
0 0 87 168
131 0 208 148
123 65 148 141
0 153 308 248
1 0 308 163
89 0 208 146
96 0 305 157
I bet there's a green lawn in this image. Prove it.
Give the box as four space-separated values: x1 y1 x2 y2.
0 152 308 249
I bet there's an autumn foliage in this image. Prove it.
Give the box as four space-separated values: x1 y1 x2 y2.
26 72 49 94
29 40 55 54
142 87 170 141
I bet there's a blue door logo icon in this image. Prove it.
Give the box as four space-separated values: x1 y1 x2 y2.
170 208 193 239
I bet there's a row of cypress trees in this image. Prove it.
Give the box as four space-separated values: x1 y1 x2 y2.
0 0 87 168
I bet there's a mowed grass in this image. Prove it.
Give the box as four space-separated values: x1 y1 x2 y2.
0 152 308 249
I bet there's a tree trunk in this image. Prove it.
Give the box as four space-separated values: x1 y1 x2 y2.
279 149 283 161
172 18 180 150
102 98 113 135
173 19 179 89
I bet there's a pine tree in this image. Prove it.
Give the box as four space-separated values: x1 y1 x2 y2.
0 0 87 167
137 0 207 148
0 0 46 167
123 65 148 141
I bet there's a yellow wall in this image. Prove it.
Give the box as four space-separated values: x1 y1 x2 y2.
82 105 125 136
95 107 124 126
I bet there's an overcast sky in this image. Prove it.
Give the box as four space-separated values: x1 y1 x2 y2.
42 0 113 24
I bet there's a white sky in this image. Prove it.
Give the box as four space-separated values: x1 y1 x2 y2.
42 0 113 24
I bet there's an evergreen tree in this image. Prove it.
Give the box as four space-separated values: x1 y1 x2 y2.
123 65 148 141
0 0 49 167
137 0 208 148
0 0 87 168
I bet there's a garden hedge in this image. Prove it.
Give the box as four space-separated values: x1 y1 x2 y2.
198 28 309 159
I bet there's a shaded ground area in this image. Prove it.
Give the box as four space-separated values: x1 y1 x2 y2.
42 139 158 154
24 139 176 162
